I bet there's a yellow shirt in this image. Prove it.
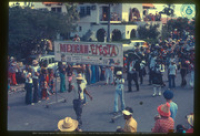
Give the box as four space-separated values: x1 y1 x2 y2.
124 117 137 133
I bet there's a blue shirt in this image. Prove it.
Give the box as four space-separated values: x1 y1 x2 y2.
170 102 178 120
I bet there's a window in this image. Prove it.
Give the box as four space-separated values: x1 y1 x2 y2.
80 7 85 14
79 26 82 32
51 7 62 12
57 7 61 13
49 58 52 64
51 8 56 12
86 6 91 15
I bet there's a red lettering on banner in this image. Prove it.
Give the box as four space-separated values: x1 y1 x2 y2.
90 44 97 55
111 46 117 56
103 46 108 56
77 45 80 53
98 45 104 56
85 45 89 53
107 44 111 55
60 44 67 52
67 44 71 52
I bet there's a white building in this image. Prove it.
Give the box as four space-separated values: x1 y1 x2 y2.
15 2 162 41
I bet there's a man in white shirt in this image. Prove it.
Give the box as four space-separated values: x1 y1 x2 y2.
31 60 41 104
168 60 177 89
68 74 92 128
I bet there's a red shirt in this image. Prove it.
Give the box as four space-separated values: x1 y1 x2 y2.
152 117 174 133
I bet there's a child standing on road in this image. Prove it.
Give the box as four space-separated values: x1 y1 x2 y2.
113 71 125 114
49 69 55 95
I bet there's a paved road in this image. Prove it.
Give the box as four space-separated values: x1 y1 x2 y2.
7 71 194 133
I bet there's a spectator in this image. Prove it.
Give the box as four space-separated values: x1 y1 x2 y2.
168 60 178 89
152 59 163 96
57 117 82 132
58 62 67 93
139 60 146 85
22 64 33 105
73 34 80 42
85 64 91 85
113 71 125 114
163 90 178 121
105 66 114 85
152 102 174 133
116 107 137 133
127 57 140 92
31 60 41 104
8 57 19 85
40 69 50 100
186 114 194 133
189 60 194 88
48 69 55 94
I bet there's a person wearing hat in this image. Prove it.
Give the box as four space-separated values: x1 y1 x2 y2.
152 59 163 96
168 60 178 89
186 114 194 133
113 71 125 114
104 66 114 85
57 117 82 132
152 102 174 133
31 60 41 104
8 57 20 85
68 73 93 128
116 107 137 133
139 60 146 85
163 90 178 121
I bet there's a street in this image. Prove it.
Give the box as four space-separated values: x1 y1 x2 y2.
7 70 194 133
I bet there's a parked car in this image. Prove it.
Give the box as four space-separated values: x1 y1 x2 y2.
123 40 148 52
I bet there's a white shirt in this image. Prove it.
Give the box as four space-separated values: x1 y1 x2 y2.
115 78 125 90
168 64 177 75
129 61 136 74
31 65 40 79
23 70 33 83
72 83 85 100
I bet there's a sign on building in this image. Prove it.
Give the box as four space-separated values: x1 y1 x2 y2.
54 41 123 67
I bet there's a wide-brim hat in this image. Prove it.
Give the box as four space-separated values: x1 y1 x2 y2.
76 73 83 80
57 117 78 132
116 71 122 75
187 115 194 127
32 60 39 65
163 90 174 100
141 60 146 64
72 65 81 69
122 110 133 116
157 102 171 117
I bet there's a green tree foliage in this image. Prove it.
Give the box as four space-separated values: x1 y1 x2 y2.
9 4 79 60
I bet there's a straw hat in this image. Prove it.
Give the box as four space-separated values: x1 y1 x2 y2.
157 102 171 117
187 114 194 127
72 65 81 69
76 73 83 80
116 71 122 75
141 60 146 64
122 110 133 116
57 117 78 132
32 60 39 65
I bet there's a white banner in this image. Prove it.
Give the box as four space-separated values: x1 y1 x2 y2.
54 41 123 67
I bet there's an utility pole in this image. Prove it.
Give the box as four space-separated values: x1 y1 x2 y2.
107 3 111 42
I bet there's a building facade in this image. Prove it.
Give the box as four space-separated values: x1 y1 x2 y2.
17 2 162 41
